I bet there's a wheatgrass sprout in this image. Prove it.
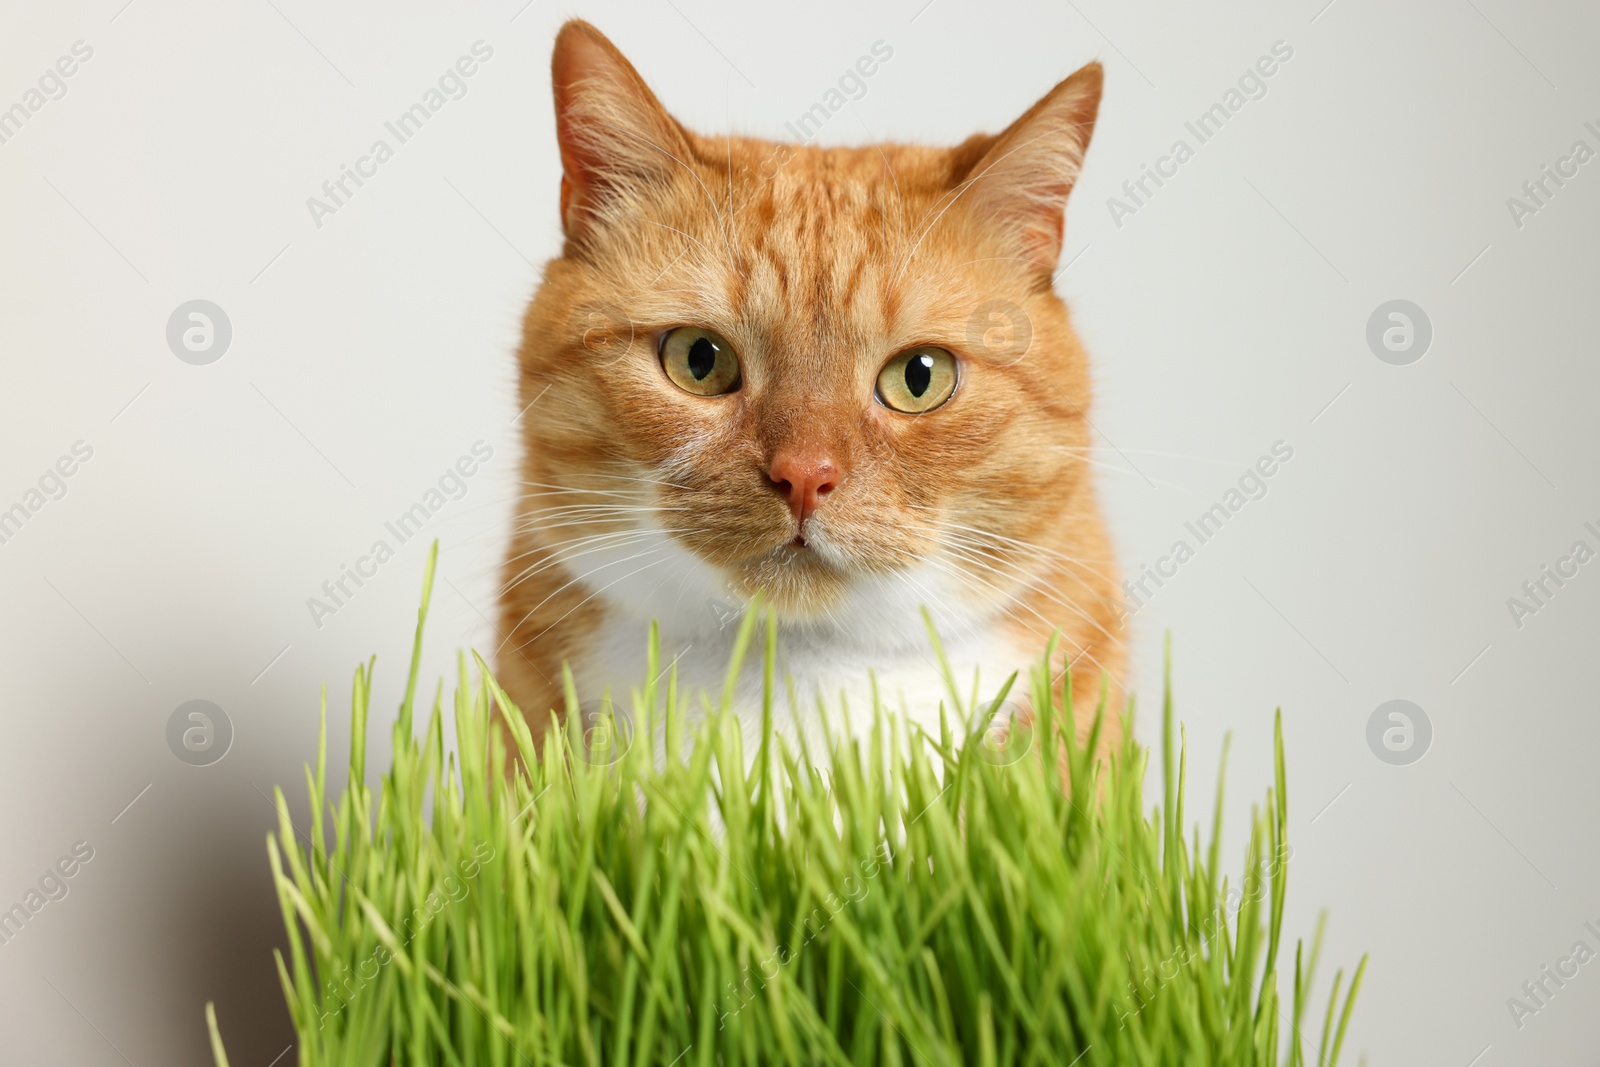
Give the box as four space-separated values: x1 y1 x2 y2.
207 544 1365 1065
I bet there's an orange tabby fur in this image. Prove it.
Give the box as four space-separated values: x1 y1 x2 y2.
497 21 1123 754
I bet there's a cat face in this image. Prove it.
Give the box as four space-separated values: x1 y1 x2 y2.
511 21 1109 640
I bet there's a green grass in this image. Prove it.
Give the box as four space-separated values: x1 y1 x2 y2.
210 545 1365 1065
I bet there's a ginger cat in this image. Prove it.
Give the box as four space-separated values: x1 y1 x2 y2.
498 20 1122 755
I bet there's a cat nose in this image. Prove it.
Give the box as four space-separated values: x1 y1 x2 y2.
767 451 842 524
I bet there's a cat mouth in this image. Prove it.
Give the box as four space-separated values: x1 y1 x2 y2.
729 520 844 572
722 523 860 613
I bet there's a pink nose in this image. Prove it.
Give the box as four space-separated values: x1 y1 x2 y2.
767 451 842 524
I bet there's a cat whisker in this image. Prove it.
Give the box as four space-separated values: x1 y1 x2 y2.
513 504 682 524
521 548 681 648
498 540 682 656
511 516 674 540
930 542 1118 646
500 533 663 599
518 482 657 499
826 534 1042 656
901 523 1120 644
905 506 1117 567
516 473 692 498
498 528 683 595
518 502 681 515
581 470 696 491
882 553 975 640
810 510 1118 598
935 533 1115 592
921 553 1114 680
933 528 1119 589
1028 445 1184 488
506 524 677 553
1051 445 1243 469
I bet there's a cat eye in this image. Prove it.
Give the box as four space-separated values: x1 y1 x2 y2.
875 347 958 414
659 327 741 396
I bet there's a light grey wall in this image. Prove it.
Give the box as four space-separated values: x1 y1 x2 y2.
2 0 1596 1062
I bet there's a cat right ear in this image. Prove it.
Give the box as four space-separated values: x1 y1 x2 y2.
551 20 692 241
955 62 1103 275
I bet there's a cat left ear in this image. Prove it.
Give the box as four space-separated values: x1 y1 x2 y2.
551 20 693 242
956 62 1102 274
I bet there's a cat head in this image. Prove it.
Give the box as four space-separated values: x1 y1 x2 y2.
514 20 1106 639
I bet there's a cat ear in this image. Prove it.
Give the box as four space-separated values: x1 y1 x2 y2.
550 20 692 239
956 62 1103 274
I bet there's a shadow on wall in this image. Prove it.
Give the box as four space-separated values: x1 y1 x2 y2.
176 814 295 1064
105 769 300 1064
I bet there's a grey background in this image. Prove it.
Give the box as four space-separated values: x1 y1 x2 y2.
2 0 1596 1062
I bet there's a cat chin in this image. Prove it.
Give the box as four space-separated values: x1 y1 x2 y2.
725 547 856 620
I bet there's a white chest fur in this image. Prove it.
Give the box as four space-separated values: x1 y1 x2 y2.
559 529 1034 754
